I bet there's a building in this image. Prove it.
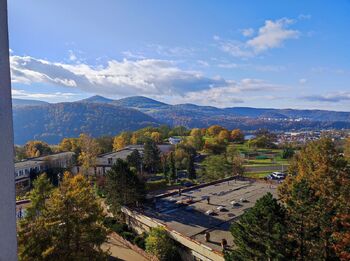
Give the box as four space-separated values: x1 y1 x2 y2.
169 137 182 145
75 144 174 176
15 152 75 190
122 178 277 261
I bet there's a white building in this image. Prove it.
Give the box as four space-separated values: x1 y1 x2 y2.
15 152 75 190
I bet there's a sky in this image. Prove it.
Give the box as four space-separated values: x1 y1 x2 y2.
8 0 350 111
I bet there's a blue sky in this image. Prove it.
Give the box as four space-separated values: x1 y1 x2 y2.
8 0 350 111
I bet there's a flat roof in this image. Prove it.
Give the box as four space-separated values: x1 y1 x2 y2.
15 152 74 170
143 179 277 252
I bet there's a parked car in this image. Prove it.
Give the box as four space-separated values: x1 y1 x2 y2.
269 172 286 180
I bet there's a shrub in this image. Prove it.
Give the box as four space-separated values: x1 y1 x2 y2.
133 233 147 249
146 179 168 191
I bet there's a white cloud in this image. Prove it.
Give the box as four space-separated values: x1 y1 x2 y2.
10 54 285 106
12 89 77 100
180 78 284 107
68 50 77 62
302 91 350 103
242 28 254 37
299 78 307 84
10 55 226 96
216 18 300 58
247 18 299 53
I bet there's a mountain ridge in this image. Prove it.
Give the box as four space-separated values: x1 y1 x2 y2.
11 95 350 144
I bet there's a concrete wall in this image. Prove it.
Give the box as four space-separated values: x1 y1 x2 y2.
121 207 225 261
0 0 18 259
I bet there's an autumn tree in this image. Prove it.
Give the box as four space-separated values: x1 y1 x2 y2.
226 193 290 260
18 173 108 261
58 137 80 154
78 133 101 175
113 131 131 150
218 129 231 143
231 129 245 144
344 137 350 161
24 140 52 158
206 125 224 137
145 227 179 261
203 139 226 155
105 159 145 216
189 128 204 150
279 138 350 260
151 131 162 144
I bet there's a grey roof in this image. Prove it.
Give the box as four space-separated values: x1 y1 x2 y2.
15 152 74 170
143 179 277 252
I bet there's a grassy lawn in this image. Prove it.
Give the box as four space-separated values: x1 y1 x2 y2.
243 171 271 179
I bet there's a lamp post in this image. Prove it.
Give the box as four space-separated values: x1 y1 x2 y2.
0 0 18 259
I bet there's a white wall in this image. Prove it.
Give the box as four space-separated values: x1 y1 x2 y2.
0 0 18 259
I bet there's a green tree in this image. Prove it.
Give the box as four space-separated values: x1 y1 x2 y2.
226 193 290 261
25 173 53 219
95 135 114 154
145 227 179 261
18 173 108 261
105 159 145 216
201 155 232 181
126 149 142 173
186 154 196 179
143 139 161 173
168 151 177 182
281 147 295 159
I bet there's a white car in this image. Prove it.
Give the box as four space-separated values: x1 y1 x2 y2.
271 172 286 180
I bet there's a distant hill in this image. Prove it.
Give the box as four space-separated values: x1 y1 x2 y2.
80 95 114 104
12 98 49 107
112 96 169 112
12 95 350 144
13 102 159 144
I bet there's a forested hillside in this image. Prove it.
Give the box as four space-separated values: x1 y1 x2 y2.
13 102 159 144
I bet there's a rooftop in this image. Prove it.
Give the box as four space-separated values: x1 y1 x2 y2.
143 179 277 252
15 152 74 170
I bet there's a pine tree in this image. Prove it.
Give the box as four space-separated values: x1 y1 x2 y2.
143 139 161 173
226 193 289 261
187 154 196 179
168 151 176 182
105 159 145 216
126 149 142 173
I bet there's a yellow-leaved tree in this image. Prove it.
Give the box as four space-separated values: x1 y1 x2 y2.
18 172 108 261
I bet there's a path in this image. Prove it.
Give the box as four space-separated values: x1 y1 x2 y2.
103 235 148 261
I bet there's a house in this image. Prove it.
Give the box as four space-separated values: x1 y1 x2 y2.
74 144 174 176
168 137 182 145
15 152 75 190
